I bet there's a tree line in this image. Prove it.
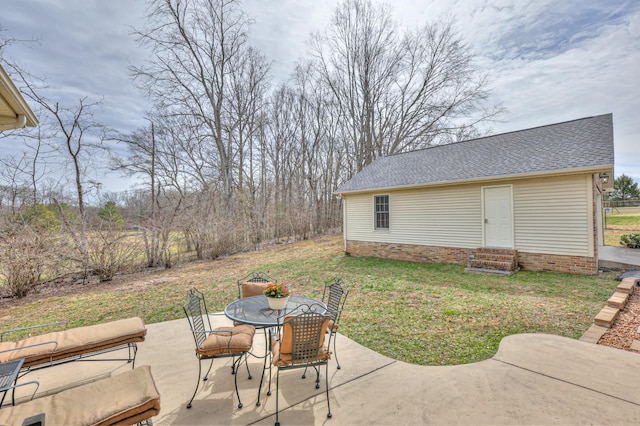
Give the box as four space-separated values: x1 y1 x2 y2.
0 0 499 298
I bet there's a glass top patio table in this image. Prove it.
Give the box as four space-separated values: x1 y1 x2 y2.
224 295 327 328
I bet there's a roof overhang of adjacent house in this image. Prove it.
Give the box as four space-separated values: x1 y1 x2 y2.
0 63 38 131
335 114 615 196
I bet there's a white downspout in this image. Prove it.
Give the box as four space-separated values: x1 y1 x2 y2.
342 196 348 252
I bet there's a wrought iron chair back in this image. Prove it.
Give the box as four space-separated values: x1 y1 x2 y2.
183 288 213 349
182 288 255 410
289 312 329 365
323 278 347 325
322 278 349 369
272 306 332 425
237 271 278 299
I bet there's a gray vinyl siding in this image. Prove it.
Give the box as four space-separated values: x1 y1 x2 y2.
513 175 593 256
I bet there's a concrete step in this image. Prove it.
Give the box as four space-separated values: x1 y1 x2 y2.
594 306 620 328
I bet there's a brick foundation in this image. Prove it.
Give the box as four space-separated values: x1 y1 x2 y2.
517 251 597 275
346 240 473 265
346 240 598 275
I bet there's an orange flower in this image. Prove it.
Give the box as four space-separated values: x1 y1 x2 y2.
264 282 290 298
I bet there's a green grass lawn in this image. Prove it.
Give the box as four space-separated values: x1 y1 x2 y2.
604 210 640 246
605 215 640 226
0 236 618 366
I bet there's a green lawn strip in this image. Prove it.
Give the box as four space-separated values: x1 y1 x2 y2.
605 215 640 226
0 237 618 365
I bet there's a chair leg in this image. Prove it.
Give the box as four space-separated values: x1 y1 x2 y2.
332 331 341 370
187 359 203 409
257 337 270 406
245 353 253 380
315 366 320 389
275 369 280 426
203 358 214 381
233 356 244 409
267 360 273 396
129 343 138 369
325 362 332 418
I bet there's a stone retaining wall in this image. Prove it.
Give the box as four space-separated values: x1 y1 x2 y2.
581 277 639 344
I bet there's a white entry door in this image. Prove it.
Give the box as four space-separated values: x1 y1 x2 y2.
483 186 513 248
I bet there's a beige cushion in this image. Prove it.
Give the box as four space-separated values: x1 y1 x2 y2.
329 319 338 332
197 324 255 357
0 317 147 368
272 315 331 367
241 281 269 298
0 365 161 426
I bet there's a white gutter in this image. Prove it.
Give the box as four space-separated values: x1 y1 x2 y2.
0 114 27 131
334 165 614 196
0 63 38 129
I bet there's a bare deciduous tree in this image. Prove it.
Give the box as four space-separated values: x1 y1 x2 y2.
13 67 107 279
131 0 268 216
310 0 501 172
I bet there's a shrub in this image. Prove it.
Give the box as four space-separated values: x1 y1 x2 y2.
0 223 59 298
620 234 640 249
88 229 144 281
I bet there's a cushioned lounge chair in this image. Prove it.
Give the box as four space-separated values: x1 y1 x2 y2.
0 317 147 374
0 365 160 426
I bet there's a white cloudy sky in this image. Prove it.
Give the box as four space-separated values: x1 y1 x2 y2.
1 0 639 192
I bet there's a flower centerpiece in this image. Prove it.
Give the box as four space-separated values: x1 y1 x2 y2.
264 282 290 310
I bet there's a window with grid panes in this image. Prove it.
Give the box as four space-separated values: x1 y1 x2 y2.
374 195 389 230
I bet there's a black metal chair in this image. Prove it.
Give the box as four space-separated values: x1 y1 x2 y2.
182 288 256 409
270 307 333 426
322 278 349 370
237 271 278 299
236 271 279 406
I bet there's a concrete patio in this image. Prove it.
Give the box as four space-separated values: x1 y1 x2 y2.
12 311 640 425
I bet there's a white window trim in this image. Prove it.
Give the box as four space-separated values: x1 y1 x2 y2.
373 194 390 231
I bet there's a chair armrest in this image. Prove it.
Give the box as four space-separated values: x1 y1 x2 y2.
0 340 59 359
1 321 67 342
2 379 40 401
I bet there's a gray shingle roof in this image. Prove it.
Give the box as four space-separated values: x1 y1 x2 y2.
335 114 614 194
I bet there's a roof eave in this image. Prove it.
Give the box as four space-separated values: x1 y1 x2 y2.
334 165 613 196
0 64 38 130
